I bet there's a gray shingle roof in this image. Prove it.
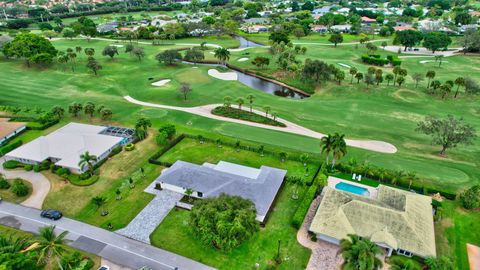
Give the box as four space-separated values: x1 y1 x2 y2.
156 160 286 222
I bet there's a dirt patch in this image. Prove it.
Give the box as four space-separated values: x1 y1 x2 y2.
392 89 421 102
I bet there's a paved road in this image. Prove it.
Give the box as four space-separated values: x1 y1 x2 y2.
0 158 51 209
124 96 397 154
0 202 215 270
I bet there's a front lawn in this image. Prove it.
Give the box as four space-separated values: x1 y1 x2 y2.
0 178 32 203
158 137 318 180
150 183 311 270
43 133 162 230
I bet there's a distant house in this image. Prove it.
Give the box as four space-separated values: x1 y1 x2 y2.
0 119 26 145
312 5 336 16
310 25 328 33
309 183 436 258
330 24 352 33
5 123 134 174
156 160 287 223
244 17 269 24
96 22 118 34
459 24 478 33
394 25 415 31
361 16 376 24
241 24 269 33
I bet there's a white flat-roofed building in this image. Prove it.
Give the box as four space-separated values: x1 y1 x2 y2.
0 119 26 145
5 123 133 174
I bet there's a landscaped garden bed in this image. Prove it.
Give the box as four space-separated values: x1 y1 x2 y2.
211 106 286 127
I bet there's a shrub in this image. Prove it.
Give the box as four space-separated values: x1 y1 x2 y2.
33 165 41 172
0 178 10 189
156 131 169 146
125 143 135 151
24 164 33 171
2 160 22 169
158 124 176 139
55 167 70 176
458 185 480 209
109 146 122 157
0 140 23 156
292 174 327 229
11 180 29 197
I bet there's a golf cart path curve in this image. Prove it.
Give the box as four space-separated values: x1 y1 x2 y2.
124 96 397 154
0 157 51 209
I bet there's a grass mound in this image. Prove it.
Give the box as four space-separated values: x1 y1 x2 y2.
211 106 286 127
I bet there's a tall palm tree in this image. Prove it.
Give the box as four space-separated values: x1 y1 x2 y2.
389 257 421 270
340 234 383 270
135 117 152 139
236 97 244 110
331 133 347 168
35 226 69 269
454 77 465 98
246 94 255 112
426 70 435 89
320 134 335 166
78 151 97 176
213 47 230 65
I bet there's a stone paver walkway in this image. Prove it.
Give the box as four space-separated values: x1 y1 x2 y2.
116 189 182 244
0 158 51 209
297 196 343 270
124 96 397 154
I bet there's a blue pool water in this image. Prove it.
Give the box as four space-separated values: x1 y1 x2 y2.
335 182 370 196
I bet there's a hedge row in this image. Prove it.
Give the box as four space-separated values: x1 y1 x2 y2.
0 140 22 156
26 119 59 130
361 54 402 66
291 173 327 229
148 134 186 165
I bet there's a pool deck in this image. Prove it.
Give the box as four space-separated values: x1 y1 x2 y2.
327 176 378 198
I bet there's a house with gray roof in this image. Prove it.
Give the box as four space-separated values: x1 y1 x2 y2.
155 160 287 223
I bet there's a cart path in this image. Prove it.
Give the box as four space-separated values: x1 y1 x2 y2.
123 96 397 154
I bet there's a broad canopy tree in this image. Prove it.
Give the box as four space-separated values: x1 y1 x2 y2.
423 32 452 53
2 33 58 67
395 30 423 51
416 115 476 155
189 194 259 251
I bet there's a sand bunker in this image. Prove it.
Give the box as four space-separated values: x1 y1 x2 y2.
151 79 171 87
238 57 249 62
208 69 238 81
111 44 124 48
338 63 351 68
419 60 449 64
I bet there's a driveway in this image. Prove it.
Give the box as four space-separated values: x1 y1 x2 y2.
117 189 183 244
124 96 397 154
0 202 215 270
0 158 51 209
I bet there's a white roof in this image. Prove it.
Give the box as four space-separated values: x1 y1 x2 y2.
6 123 122 170
213 161 261 179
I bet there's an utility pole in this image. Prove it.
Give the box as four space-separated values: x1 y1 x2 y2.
2 9 8 20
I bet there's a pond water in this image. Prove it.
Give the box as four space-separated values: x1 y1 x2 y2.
234 35 264 48
182 61 307 99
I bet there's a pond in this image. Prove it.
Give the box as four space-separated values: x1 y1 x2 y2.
234 35 264 49
182 61 307 99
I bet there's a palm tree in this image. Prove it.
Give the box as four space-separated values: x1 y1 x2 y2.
263 106 271 117
331 133 347 168
184 188 194 203
426 70 436 89
35 226 69 269
135 117 152 139
300 154 309 166
213 47 230 65
389 256 421 270
223 96 232 108
246 94 255 112
78 151 97 176
319 134 335 165
91 196 107 214
236 97 244 110
340 234 383 270
385 74 394 86
454 77 465 98
355 72 363 84
349 67 357 84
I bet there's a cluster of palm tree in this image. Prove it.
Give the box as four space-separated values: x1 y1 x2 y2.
0 225 86 270
57 46 82 72
349 66 407 89
340 234 383 270
319 133 347 168
67 102 113 120
78 151 97 176
425 71 466 99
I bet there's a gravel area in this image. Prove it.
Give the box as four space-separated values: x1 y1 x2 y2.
116 189 182 244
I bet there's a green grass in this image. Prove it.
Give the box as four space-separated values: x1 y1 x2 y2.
43 133 162 230
158 137 318 180
435 200 480 270
211 106 286 127
150 183 311 270
0 35 479 195
0 178 32 204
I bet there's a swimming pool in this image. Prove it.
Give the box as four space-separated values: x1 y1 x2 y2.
335 182 370 196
